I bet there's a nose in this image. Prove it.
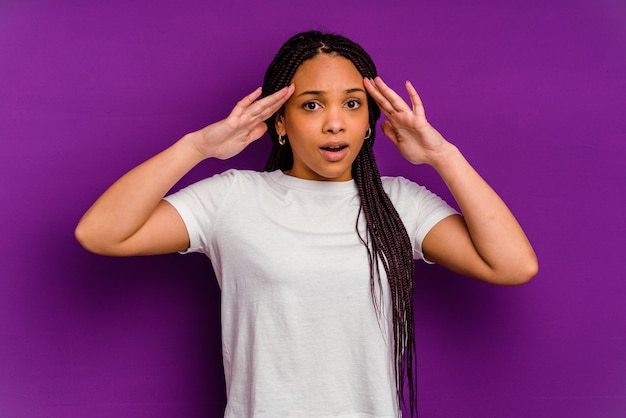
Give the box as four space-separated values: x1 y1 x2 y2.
323 105 345 134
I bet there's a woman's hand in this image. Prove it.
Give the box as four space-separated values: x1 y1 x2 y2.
365 77 537 285
191 84 294 160
75 84 294 256
364 77 452 167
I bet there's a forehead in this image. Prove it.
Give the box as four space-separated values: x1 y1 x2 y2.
291 54 363 88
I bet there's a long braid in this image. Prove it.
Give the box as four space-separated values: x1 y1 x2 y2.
262 31 418 417
353 143 416 415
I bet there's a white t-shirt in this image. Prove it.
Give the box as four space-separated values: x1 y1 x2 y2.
164 169 457 418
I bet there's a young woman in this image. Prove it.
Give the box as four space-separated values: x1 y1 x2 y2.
75 31 537 418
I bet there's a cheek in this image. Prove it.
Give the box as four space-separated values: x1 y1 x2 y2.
355 137 366 153
284 114 314 139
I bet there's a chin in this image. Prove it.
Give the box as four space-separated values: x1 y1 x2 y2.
314 168 353 181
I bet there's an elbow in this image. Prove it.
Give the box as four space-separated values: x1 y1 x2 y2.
74 222 100 254
519 252 539 284
500 255 539 286
478 251 538 286
74 221 116 256
509 268 538 287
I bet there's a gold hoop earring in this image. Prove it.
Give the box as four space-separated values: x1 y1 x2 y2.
278 134 286 146
364 128 372 140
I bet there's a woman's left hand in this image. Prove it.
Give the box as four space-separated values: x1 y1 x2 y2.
366 77 538 286
364 77 452 167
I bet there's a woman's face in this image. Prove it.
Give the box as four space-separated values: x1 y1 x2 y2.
276 54 370 182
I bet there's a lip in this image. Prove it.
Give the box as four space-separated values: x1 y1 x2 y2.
319 142 349 162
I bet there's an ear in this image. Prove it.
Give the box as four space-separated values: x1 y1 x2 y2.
275 114 286 136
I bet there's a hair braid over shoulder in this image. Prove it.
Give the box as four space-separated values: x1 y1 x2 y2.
262 31 417 416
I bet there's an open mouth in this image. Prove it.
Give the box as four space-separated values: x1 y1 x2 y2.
320 145 348 152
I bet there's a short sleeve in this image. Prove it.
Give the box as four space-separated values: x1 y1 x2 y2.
163 169 238 254
382 176 459 263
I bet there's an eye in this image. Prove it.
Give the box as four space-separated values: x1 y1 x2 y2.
345 99 361 109
303 101 321 111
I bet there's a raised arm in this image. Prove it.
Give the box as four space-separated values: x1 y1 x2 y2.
364 77 537 285
75 85 294 256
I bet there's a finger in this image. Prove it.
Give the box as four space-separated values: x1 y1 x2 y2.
234 87 263 111
230 87 263 119
364 77 395 115
405 80 425 115
256 84 294 120
365 77 408 118
373 77 412 113
246 84 294 121
248 122 269 142
380 120 398 144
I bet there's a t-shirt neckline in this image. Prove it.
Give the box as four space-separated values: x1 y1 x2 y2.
268 170 357 193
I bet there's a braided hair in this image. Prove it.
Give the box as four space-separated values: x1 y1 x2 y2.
262 31 417 416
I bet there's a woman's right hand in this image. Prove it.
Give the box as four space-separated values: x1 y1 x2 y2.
75 84 294 256
191 84 294 160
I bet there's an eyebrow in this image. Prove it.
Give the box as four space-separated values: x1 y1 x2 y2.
296 87 366 98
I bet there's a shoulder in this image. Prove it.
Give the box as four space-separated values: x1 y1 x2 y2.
381 175 457 217
183 169 270 191
207 168 266 182
164 169 274 209
381 175 431 200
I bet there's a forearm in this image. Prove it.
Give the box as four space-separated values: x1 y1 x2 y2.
432 144 538 283
75 133 204 252
75 85 293 255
